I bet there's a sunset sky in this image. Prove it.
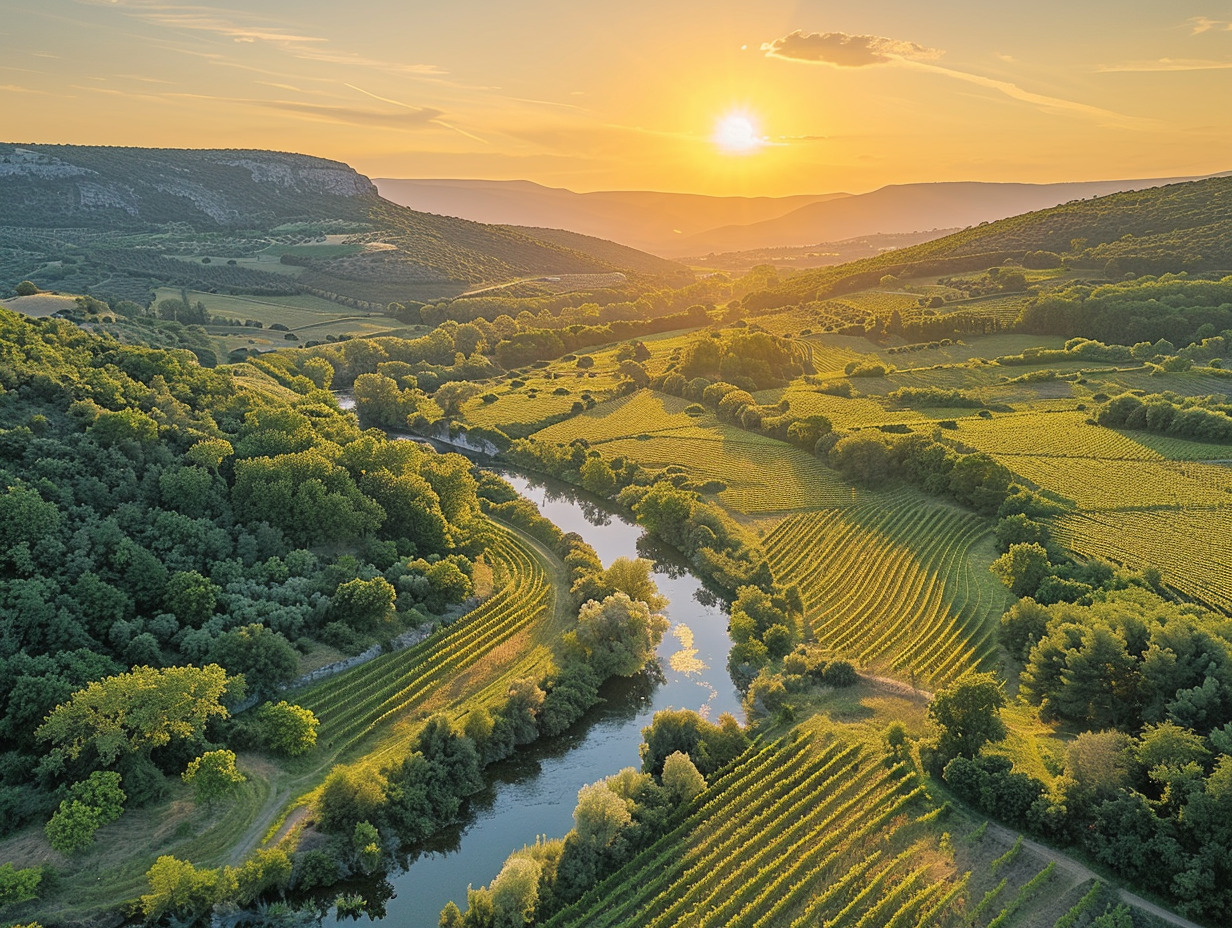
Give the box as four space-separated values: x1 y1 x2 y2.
4 1 1231 195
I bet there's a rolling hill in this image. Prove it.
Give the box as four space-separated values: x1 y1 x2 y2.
676 175 1225 257
0 145 687 306
749 173 1232 309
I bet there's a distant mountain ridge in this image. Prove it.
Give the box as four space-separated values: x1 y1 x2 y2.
675 176 1226 256
376 174 1226 260
373 178 845 256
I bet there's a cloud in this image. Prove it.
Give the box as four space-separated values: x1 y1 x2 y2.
898 60 1153 129
1099 58 1232 72
74 1 446 78
761 30 943 67
763 29 1149 130
1189 17 1232 34
253 100 445 129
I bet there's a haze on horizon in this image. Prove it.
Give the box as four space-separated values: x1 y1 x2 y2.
3 0 1231 197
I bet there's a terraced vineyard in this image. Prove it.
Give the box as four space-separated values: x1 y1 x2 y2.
764 499 1006 685
462 389 585 433
296 523 553 756
1053 507 1232 614
1112 430 1232 461
543 732 944 928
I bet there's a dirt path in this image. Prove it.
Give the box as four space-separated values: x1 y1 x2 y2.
984 812 1205 928
859 674 1204 928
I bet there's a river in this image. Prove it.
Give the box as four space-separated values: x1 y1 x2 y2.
323 467 740 926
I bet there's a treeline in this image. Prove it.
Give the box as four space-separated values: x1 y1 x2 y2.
672 330 803 389
441 709 749 927
391 274 733 329
1097 391 1232 443
1017 276 1232 347
0 308 485 836
945 585 1232 922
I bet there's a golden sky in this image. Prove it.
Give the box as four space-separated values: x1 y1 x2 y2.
4 1 1231 195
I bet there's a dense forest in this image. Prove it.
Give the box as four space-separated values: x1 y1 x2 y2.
0 306 487 835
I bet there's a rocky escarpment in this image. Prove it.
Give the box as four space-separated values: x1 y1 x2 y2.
0 144 378 228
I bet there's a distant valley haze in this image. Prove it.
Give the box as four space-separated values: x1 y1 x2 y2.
375 172 1227 259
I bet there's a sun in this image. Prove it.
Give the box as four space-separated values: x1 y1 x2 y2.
714 112 765 154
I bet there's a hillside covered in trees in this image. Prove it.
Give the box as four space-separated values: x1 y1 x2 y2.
0 145 687 308
749 175 1232 310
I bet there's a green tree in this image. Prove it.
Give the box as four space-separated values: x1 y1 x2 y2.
990 543 1052 598
255 701 319 757
489 855 540 928
15 280 39 296
661 751 706 803
0 862 42 905
45 771 126 853
37 664 232 769
573 781 632 849
353 821 382 874
600 557 667 611
301 357 335 390
164 570 219 627
184 438 233 472
440 901 464 928
434 381 483 417
331 576 397 632
209 625 298 699
569 593 668 679
140 856 234 922
928 671 1008 763
182 750 245 807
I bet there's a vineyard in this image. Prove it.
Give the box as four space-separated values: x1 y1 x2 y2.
764 498 1006 685
592 429 859 512
994 456 1232 509
533 391 700 445
950 412 1162 460
1052 507 1232 614
543 727 1080 928
296 523 555 758
781 388 926 431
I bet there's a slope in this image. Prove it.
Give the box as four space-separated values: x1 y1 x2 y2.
0 145 688 305
750 173 1232 310
678 175 1223 256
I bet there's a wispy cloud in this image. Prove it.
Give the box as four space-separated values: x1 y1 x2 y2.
900 60 1152 129
1099 58 1232 72
1189 16 1232 34
762 30 943 67
74 1 445 78
763 28 1148 129
345 83 489 143
253 100 445 129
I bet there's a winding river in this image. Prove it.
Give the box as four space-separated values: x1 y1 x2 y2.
324 466 740 926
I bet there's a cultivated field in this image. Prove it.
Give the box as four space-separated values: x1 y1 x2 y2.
765 497 1006 685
